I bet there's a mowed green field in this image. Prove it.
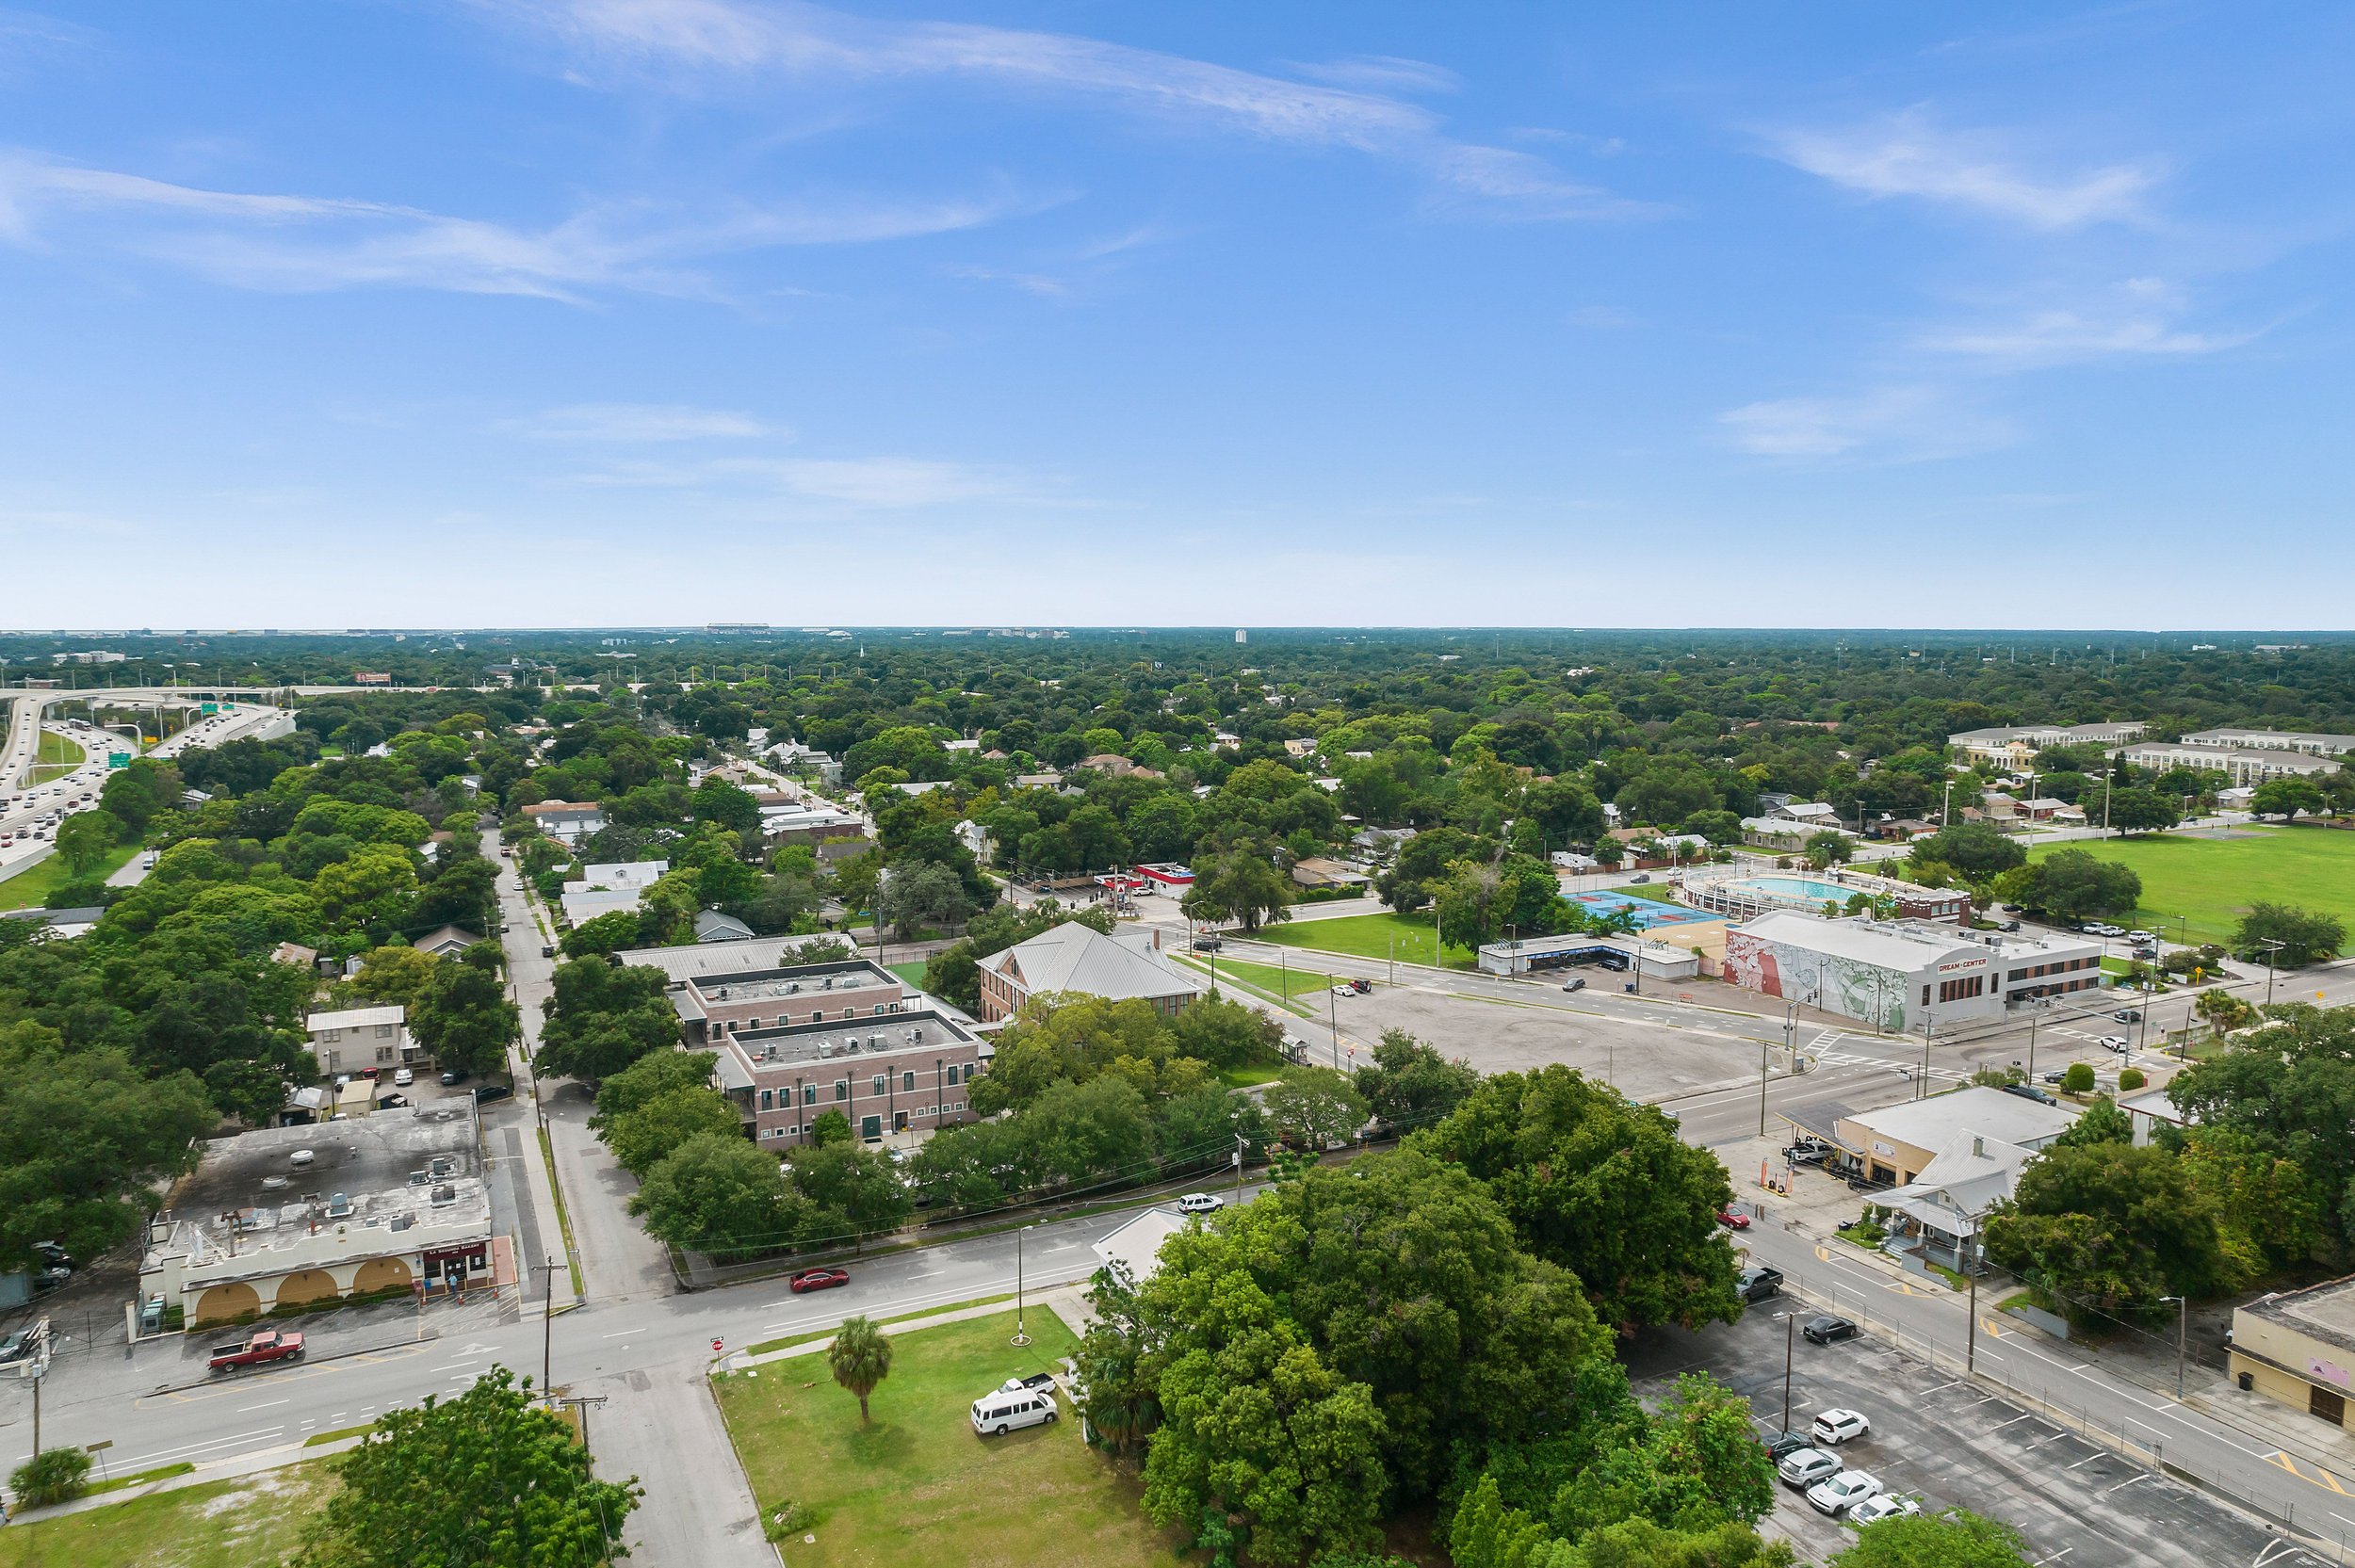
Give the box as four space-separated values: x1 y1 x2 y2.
1255 910 1476 969
714 1310 1188 1568
2029 828 2355 951
0 1458 335 1568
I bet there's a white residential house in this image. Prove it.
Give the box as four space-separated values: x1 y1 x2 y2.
305 1004 415 1074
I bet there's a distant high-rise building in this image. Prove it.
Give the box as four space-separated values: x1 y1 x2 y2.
1235 629 1247 644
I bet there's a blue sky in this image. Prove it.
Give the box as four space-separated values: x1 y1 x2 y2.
3 2 2350 628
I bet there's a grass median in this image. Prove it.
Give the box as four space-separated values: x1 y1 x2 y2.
713 1307 1185 1568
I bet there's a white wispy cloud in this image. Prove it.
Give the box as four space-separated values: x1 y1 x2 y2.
1719 385 2014 461
1917 279 2257 367
0 151 1027 299
524 402 773 440
1288 55 1461 96
561 450 1034 507
1766 110 2161 228
494 0 1649 219
1566 304 1639 330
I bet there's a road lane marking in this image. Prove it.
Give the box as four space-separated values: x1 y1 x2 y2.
2266 1451 2352 1495
236 1398 290 1413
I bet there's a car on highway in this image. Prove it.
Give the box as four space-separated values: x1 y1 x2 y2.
1777 1447 1842 1489
1806 1469 1883 1517
1178 1192 1225 1214
787 1268 852 1293
1803 1315 1861 1346
1811 1407 1871 1445
1716 1208 1751 1230
1560 977 1586 993
1847 1494 1920 1527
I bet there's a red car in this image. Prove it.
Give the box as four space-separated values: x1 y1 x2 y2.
1717 1209 1752 1230
788 1268 852 1294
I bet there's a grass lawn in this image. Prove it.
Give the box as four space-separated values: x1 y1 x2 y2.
0 1458 335 1568
714 1309 1187 1568
1257 910 1474 969
1202 955 1348 1000
0 841 139 912
887 960 929 988
2030 828 2355 952
1616 882 1686 905
25 727 84 785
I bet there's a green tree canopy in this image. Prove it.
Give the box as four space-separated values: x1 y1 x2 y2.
299 1366 640 1568
628 1132 800 1261
827 1315 895 1423
2233 901 2346 967
1415 1065 1740 1334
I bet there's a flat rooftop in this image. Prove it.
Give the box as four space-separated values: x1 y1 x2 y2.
618 942 901 987
157 1107 489 1269
688 960 904 1005
727 1008 982 1073
2247 1275 2355 1358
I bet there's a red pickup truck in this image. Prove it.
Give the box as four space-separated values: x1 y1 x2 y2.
208 1329 305 1374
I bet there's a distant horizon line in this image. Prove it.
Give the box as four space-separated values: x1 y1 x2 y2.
0 626 2348 640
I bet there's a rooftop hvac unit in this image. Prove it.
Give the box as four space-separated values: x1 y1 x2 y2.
786 981 800 994
716 986 730 999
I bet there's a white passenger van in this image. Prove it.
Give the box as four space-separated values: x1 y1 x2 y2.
970 1378 1058 1436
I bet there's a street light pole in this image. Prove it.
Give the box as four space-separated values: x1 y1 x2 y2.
2259 938 2285 1008
2163 1295 2186 1398
1012 1225 1032 1347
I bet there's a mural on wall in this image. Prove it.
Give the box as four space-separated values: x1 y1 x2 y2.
1724 930 1908 1031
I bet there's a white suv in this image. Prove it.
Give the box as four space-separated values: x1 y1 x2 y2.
1178 1192 1224 1215
1811 1408 1870 1446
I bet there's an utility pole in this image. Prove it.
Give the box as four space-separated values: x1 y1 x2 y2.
536 1257 563 1398
558 1394 608 1461
1233 1133 1245 1203
2259 938 2285 1007
1758 1037 1771 1138
2164 1295 2186 1398
1967 1257 1979 1372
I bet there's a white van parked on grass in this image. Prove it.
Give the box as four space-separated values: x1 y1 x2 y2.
971 1380 1059 1436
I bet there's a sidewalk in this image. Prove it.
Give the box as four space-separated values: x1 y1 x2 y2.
722 1285 1090 1372
11 1428 370 1524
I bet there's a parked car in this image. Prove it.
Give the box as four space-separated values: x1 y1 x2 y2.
208 1329 305 1374
1738 1265 1784 1303
1716 1208 1751 1230
1777 1447 1842 1489
0 1327 37 1366
1803 1315 1860 1346
1178 1192 1224 1215
440 1070 467 1086
1348 978 1372 994
1811 1408 1871 1445
378 1092 407 1108
474 1084 512 1105
1330 984 1355 998
2038 1069 2068 1085
542 944 555 958
2127 930 2158 944
1190 937 1223 953
1995 919 2022 932
2002 1083 2058 1107
1807 1469 1883 1517
1629 873 1651 883
788 1268 851 1294
1017 1372 1058 1392
1561 977 1586 993
1847 1494 1920 1526
970 1382 1058 1435
1761 1430 1813 1463
393 1067 414 1086
1784 1141 1830 1167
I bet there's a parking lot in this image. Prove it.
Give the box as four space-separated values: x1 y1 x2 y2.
1622 1298 2330 1567
1328 978 1778 1103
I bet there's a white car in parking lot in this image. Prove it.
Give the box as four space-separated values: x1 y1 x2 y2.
1806 1469 1883 1517
1811 1407 1870 1446
1778 1447 1841 1489
1846 1493 1919 1527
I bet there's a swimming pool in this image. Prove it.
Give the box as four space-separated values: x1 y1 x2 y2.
1733 876 1852 902
1566 890 1715 929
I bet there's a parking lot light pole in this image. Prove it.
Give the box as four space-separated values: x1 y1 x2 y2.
1779 1311 1797 1432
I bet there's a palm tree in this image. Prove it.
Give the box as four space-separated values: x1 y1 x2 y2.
827 1316 893 1424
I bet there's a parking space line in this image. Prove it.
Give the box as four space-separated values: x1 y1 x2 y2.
2067 1450 2111 1470
1990 1413 2039 1431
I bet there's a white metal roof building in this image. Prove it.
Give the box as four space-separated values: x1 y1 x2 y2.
1723 911 2103 1033
976 922 1206 1022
